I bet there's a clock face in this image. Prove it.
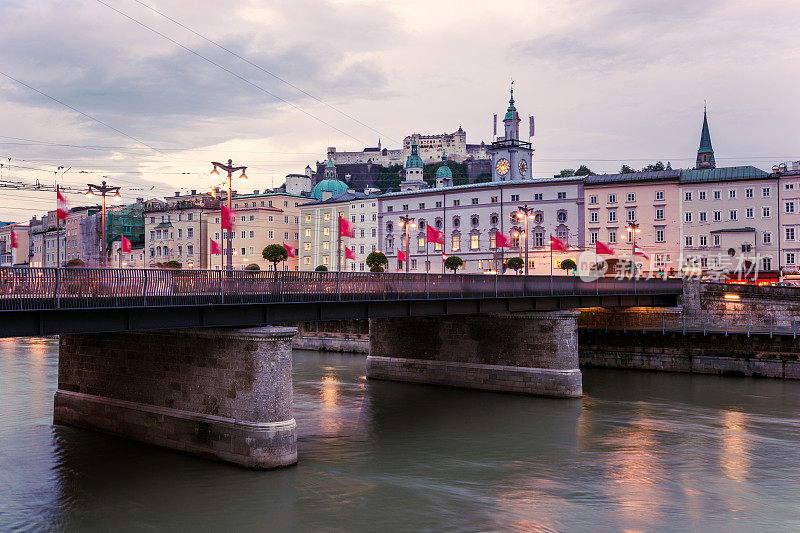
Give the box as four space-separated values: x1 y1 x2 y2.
519 159 528 175
496 158 510 175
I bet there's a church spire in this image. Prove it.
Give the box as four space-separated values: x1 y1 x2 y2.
696 107 715 169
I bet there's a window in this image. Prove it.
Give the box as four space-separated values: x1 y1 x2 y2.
699 191 706 200
453 200 460 206
323 256 329 265
729 210 737 221
762 187 771 198
557 212 567 222
608 210 617 223
608 230 617 243
387 206 393 212
787 183 795 190
304 243 311 251
249 246 254 255
240 215 246 222
627 209 636 222
241 231 246 239
323 228 329 236
490 233 497 248
150 217 155 224
744 188 753 199
762 257 772 271
419 203 425 209
655 191 664 201
558 192 567 200
471 216 479 226
452 235 460 251
471 198 478 205
435 201 442 208
534 193 544 201
787 202 796 214
763 232 772 245
684 192 692 201
187 228 193 238
590 211 599 223
589 195 598 204
786 227 795 241
268 231 274 239
418 237 425 249
590 231 598 244
685 212 692 223
249 231 255 238
323 242 329 251
763 206 771 218
655 208 665 221
510 194 519 202
714 235 720 246
470 234 479 250
746 208 754 218
699 235 707 247
787 253 796 265
150 231 155 240
305 229 311 237
713 211 721 222
655 229 665 243
729 190 736 199
324 213 330 221
490 196 498 203
699 212 707 222
535 232 544 247
215 232 220 240
714 190 721 200
411 259 417 269
685 236 693 246
608 194 617 204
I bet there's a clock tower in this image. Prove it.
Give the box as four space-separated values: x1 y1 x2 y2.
489 84 533 182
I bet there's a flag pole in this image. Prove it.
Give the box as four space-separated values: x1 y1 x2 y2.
336 214 341 272
55 184 61 271
550 236 553 295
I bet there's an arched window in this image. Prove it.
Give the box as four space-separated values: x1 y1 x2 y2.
557 212 567 223
471 216 479 226
387 223 393 233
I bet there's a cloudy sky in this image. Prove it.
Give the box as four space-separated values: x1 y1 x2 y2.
1 0 798 222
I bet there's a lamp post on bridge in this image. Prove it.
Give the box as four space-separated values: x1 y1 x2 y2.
85 180 122 268
398 215 416 273
626 219 641 276
210 159 248 270
515 204 536 275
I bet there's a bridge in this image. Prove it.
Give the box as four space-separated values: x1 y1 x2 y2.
1 267 682 470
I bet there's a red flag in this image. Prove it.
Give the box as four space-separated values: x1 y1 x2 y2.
10 229 18 248
426 224 444 245
398 250 407 262
121 235 132 253
221 205 236 230
339 216 355 238
634 245 649 259
56 189 69 220
210 239 221 255
442 253 449 262
595 240 614 255
345 246 356 261
282 243 296 258
550 235 567 252
496 231 512 248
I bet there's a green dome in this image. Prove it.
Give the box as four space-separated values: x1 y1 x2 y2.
405 139 423 169
504 86 517 120
435 152 452 178
311 179 348 199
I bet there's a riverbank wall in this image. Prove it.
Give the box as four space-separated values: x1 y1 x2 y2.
292 320 369 353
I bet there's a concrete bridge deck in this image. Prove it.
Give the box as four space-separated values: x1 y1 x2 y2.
0 268 682 337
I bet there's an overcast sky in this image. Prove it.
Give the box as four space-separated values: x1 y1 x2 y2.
1 0 798 222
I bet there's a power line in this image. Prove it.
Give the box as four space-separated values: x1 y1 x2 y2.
130 0 398 145
96 0 368 145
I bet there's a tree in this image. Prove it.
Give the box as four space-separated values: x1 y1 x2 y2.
366 251 388 272
620 164 636 174
64 258 85 267
162 260 181 269
559 168 575 177
642 161 665 172
245 263 260 270
560 258 577 275
506 257 524 274
262 244 288 271
315 265 328 271
574 165 595 176
444 255 464 273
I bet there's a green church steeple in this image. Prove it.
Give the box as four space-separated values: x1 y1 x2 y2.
696 107 715 169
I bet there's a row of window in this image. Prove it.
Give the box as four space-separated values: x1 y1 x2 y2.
587 187 776 206
386 230 570 252
304 228 377 238
150 228 194 240
385 192 569 212
150 245 194 257
233 199 298 209
215 231 297 240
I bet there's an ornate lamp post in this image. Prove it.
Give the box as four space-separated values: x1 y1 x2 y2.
398 215 416 273
515 204 536 275
626 220 641 275
85 180 122 267
210 159 247 270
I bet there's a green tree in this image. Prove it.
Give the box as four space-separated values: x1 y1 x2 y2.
245 263 260 271
315 265 328 271
444 255 464 273
574 165 595 176
262 244 288 271
64 258 85 267
506 257 524 274
162 260 181 269
474 173 492 183
642 161 665 172
620 164 636 174
560 258 577 275
559 168 575 177
366 251 388 272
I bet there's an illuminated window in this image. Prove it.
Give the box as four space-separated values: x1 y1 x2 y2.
471 234 479 250
304 257 311 265
305 215 311 222
324 228 330 236
323 256 329 265
452 235 460 251
323 242 329 250
304 243 311 251
324 213 330 221
305 229 311 237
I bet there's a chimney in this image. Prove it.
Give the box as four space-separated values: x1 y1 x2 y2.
254 189 259 194
175 191 180 196
191 189 197 195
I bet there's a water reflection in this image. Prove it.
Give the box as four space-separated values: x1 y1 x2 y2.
719 410 751 483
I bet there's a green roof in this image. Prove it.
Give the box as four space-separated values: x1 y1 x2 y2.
504 86 517 120
405 139 423 168
585 170 680 185
310 178 348 199
697 110 714 156
435 152 452 178
325 155 336 168
679 166 768 183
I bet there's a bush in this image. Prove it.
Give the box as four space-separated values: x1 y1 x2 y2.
366 251 388 273
315 265 328 271
162 260 181 269
262 244 288 271
64 258 85 267
506 257 524 273
245 263 260 270
444 255 464 273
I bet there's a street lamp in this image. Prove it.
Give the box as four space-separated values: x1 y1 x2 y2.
515 204 537 275
626 220 641 275
398 215 416 273
210 158 247 270
85 180 121 267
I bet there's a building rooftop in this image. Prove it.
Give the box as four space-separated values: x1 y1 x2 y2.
709 227 756 234
380 175 583 198
679 165 769 183
584 170 681 185
301 190 381 206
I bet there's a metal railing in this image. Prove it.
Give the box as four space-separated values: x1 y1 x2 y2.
0 267 683 311
579 312 800 338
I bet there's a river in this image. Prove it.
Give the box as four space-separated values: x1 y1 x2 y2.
1 337 800 532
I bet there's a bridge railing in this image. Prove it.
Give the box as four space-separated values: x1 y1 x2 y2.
0 267 683 311
579 311 800 337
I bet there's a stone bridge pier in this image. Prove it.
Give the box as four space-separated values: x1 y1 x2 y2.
367 311 582 398
53 326 298 469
